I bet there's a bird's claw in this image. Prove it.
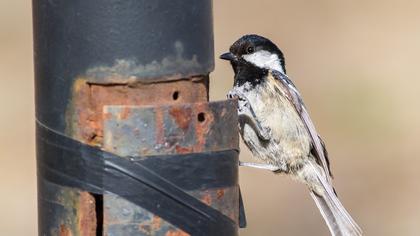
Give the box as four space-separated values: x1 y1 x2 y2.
259 126 272 141
229 89 271 141
227 89 239 99
228 89 247 101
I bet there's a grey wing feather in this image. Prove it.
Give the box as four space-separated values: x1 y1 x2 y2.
271 70 333 183
317 135 332 177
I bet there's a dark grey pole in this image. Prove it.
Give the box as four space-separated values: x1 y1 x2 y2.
34 0 241 235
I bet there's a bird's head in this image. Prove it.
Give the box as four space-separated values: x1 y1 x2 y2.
220 34 286 74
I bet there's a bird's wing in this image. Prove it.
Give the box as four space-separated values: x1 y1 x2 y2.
271 70 333 182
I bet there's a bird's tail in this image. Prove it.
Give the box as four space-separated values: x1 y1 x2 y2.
309 163 363 236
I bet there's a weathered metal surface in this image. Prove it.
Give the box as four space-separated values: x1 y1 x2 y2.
191 187 239 224
66 76 209 147
103 194 185 236
102 100 239 235
37 179 97 236
55 72 209 236
102 100 238 156
34 0 214 133
34 0 239 234
38 72 208 236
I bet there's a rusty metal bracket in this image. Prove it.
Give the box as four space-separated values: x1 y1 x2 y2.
37 120 238 236
102 100 239 156
37 100 243 235
102 101 240 235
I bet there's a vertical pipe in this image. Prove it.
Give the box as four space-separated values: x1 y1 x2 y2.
34 0 240 235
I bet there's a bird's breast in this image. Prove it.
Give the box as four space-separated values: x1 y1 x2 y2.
236 76 312 166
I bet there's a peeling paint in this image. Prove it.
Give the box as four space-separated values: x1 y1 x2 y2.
169 106 193 130
102 101 238 157
102 100 240 234
66 76 208 147
86 42 202 83
77 192 97 236
201 193 212 206
217 189 225 199
59 225 72 236
61 62 239 235
165 229 190 236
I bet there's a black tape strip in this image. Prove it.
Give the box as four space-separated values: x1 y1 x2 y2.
36 121 237 236
131 152 238 191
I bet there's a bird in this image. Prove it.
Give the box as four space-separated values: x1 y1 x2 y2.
220 34 362 236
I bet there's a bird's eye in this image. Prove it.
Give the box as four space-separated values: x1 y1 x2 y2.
246 46 254 54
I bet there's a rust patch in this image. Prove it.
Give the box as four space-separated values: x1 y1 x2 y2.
155 106 165 146
165 229 190 236
120 106 131 120
151 215 162 230
59 225 72 236
77 192 96 236
65 75 223 235
175 145 193 154
67 76 208 147
189 186 239 224
201 193 212 206
169 106 192 130
216 189 225 199
102 111 112 121
138 223 152 234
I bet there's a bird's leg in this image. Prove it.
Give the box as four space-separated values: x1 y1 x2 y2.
228 89 272 141
239 161 284 172
228 91 285 173
238 112 271 141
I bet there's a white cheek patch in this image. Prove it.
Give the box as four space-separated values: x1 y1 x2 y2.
242 50 284 73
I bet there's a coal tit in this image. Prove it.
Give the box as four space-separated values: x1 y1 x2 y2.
221 34 362 236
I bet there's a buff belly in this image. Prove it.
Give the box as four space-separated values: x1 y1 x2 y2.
238 76 312 172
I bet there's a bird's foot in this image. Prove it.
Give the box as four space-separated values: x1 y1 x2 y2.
257 125 272 141
239 161 282 172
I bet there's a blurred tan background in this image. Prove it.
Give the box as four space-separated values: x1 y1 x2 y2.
2 0 420 235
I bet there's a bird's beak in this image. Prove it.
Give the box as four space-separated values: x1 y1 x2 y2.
220 52 236 61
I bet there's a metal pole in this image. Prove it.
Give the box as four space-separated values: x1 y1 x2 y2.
34 0 240 235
